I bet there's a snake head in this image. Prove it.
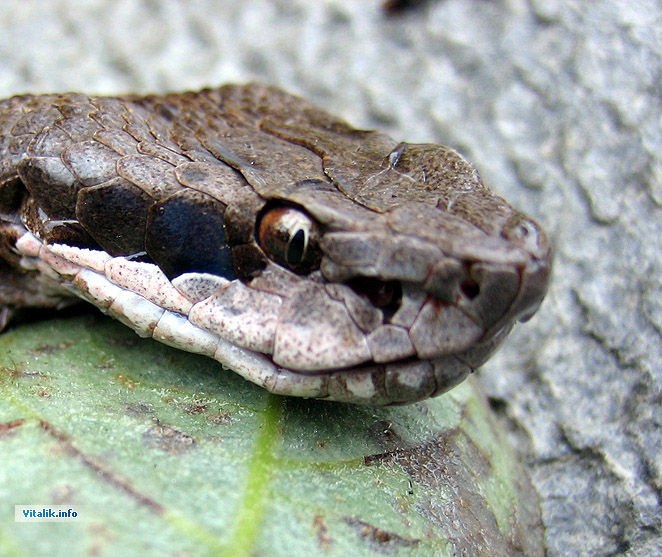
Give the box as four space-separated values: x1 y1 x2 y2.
1 84 551 404
244 142 552 404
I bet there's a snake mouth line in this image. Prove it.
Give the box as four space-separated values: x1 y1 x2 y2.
269 353 455 377
13 226 522 380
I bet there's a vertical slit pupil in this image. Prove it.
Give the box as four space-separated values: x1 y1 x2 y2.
287 229 306 265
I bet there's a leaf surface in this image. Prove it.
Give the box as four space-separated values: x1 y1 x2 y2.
0 314 543 556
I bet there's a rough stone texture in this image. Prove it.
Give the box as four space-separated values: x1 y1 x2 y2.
0 1 659 554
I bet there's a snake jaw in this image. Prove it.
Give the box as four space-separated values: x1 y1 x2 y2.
8 221 539 405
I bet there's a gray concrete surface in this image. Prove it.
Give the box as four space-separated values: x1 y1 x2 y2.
0 1 659 554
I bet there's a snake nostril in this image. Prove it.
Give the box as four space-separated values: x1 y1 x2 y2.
460 278 480 300
346 277 403 322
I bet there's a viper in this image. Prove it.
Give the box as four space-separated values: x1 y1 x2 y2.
0 83 551 404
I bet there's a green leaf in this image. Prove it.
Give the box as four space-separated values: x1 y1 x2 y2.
0 313 544 556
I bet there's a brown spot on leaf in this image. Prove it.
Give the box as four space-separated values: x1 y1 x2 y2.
29 341 75 355
124 402 155 416
0 418 25 437
179 400 208 414
368 419 401 451
0 363 41 378
344 517 420 548
143 420 195 454
116 374 137 389
313 514 332 549
207 411 232 426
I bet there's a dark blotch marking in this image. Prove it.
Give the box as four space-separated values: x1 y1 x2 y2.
0 177 26 212
145 189 236 280
43 220 99 249
231 243 267 279
18 157 77 219
77 178 152 255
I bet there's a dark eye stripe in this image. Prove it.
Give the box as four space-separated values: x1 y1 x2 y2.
145 190 236 280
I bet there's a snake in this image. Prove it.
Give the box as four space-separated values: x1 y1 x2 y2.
0 83 551 405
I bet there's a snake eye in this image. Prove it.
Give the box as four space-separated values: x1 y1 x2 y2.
257 205 321 274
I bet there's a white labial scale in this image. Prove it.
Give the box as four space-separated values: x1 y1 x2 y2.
73 268 126 309
12 230 332 400
152 310 219 357
105 258 193 315
14 231 42 257
273 283 372 370
325 368 392 405
107 290 165 338
32 256 62 282
213 334 278 384
47 243 111 273
171 272 229 303
264 372 327 399
15 235 117 299
389 364 428 389
210 334 328 399
189 281 282 354
37 245 80 278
